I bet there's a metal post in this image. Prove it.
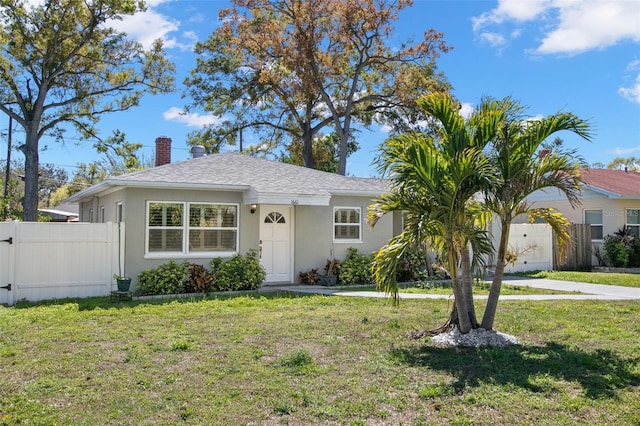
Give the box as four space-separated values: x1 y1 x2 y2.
2 116 11 219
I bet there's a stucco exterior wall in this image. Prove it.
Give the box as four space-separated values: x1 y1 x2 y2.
515 197 640 240
80 188 258 287
292 196 394 279
79 189 395 287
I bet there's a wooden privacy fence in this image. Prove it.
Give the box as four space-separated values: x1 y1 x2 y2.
553 224 592 271
0 221 124 306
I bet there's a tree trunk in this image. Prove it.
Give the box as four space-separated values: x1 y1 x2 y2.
460 244 478 328
22 126 40 222
301 121 315 170
480 220 510 330
337 129 348 176
447 235 472 333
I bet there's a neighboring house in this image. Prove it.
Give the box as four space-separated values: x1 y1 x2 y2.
39 203 79 222
66 137 399 288
521 168 640 264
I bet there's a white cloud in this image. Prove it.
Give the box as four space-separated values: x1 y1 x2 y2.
459 103 474 119
619 73 640 105
472 0 551 31
163 31 199 52
473 0 640 56
23 0 186 51
163 107 224 127
477 32 508 49
611 145 640 156
535 1 640 55
380 124 393 134
109 9 180 50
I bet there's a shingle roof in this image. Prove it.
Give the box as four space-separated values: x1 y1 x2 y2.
67 153 387 203
581 168 640 198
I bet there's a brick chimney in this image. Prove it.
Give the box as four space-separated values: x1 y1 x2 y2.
155 136 172 166
538 148 551 159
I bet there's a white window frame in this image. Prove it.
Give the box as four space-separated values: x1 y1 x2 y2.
333 206 362 243
99 206 105 223
88 208 94 223
626 208 640 238
584 209 603 241
145 201 240 259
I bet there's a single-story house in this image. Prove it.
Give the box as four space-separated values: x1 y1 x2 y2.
522 168 640 264
39 203 79 222
66 137 400 288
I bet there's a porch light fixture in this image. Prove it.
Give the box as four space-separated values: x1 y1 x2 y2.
250 204 257 214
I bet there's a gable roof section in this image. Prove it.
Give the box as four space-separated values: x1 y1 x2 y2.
67 153 388 206
581 169 640 199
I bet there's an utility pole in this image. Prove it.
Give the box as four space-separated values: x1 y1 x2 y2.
2 116 11 220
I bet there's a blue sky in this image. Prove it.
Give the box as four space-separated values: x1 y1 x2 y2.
9 0 640 178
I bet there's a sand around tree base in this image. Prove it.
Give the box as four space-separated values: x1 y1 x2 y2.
430 328 520 348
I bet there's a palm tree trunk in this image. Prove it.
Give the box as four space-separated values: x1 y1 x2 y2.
460 244 478 328
447 236 472 333
480 220 510 330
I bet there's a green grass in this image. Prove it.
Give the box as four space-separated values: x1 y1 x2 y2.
1 294 639 425
381 281 579 296
517 270 640 288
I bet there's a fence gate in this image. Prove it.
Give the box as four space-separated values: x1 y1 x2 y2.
0 221 122 306
0 222 15 306
504 223 553 273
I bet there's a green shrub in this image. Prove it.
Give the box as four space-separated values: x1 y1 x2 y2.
604 240 629 267
137 260 188 295
185 263 215 293
396 245 430 282
211 250 266 291
602 227 640 268
339 247 374 286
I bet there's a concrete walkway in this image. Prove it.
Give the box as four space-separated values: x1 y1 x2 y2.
277 276 640 301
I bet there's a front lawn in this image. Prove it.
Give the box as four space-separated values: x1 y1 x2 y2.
517 270 640 288
1 295 639 425
375 280 580 296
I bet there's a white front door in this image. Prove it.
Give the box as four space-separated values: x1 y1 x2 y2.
259 205 293 283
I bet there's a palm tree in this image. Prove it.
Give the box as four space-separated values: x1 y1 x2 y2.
480 98 592 330
369 93 501 333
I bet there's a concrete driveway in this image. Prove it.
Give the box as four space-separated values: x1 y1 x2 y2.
280 276 640 301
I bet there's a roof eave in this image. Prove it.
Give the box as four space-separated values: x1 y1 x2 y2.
330 189 386 197
65 179 252 203
583 184 622 199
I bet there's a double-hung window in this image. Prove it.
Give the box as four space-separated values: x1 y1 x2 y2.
626 209 640 238
584 209 603 241
333 207 361 242
146 202 238 256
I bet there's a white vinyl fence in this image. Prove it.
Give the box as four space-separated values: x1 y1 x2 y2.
503 223 553 273
0 221 124 306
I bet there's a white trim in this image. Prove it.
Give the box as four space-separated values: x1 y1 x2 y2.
625 208 640 237
583 184 621 199
66 180 251 203
584 208 603 241
333 206 362 243
144 201 240 258
259 205 295 283
244 189 330 206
